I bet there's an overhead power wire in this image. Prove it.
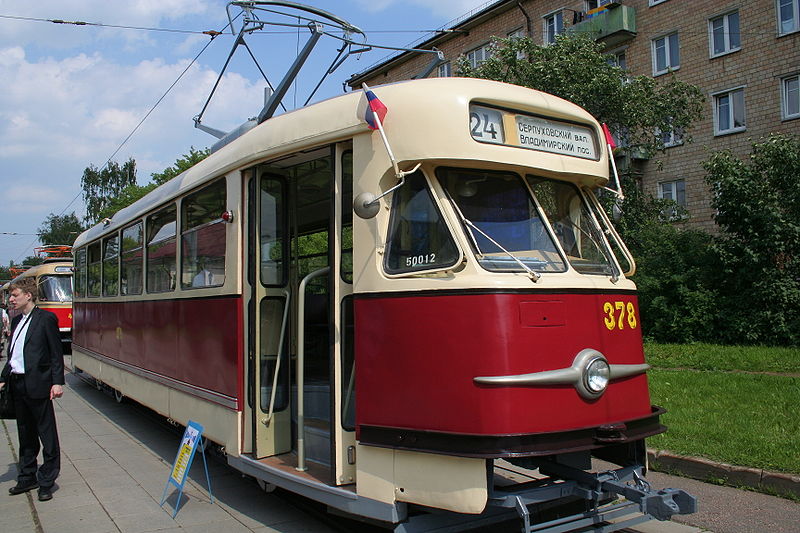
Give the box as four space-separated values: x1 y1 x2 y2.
0 13 219 35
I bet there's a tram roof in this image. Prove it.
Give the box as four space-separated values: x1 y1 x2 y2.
74 77 602 249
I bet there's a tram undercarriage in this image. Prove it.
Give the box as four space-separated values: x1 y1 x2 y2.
229 445 696 533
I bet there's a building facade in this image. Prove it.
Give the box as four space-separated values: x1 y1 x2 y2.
347 0 800 231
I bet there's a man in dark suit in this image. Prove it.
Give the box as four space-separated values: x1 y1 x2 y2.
0 277 64 502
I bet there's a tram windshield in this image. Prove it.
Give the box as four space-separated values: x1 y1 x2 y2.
440 168 566 273
439 168 616 276
38 275 73 302
526 176 615 276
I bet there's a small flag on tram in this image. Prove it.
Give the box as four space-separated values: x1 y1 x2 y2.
602 123 616 150
362 86 388 130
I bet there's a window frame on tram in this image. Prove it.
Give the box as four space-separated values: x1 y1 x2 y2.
102 233 120 296
74 177 232 300
121 222 144 295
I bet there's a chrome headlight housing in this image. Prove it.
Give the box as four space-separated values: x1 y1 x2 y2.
574 349 610 400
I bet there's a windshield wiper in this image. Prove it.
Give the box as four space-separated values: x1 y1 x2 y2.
444 189 540 281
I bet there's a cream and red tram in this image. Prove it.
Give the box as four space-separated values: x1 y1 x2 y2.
71 78 694 532
7 251 74 349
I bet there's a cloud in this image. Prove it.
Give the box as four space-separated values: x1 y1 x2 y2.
0 0 218 51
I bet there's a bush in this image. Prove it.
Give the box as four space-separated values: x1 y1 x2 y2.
704 134 800 346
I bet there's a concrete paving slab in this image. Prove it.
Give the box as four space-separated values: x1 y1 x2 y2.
37 502 119 533
112 510 180 533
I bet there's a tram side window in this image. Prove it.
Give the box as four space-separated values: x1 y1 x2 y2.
147 205 177 293
121 222 143 295
385 171 460 274
527 176 614 276
74 248 86 297
181 179 226 289
87 242 101 297
103 234 119 296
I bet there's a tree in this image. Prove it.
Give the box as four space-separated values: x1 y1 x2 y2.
38 212 84 247
458 33 704 159
96 183 157 222
704 134 800 345
151 147 210 185
81 158 137 225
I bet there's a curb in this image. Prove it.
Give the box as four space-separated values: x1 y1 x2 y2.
648 449 800 499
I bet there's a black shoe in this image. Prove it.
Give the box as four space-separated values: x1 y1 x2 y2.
37 488 53 501
9 481 39 495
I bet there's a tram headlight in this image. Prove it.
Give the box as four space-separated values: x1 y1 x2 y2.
584 357 610 394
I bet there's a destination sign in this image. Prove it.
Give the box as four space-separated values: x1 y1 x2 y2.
468 104 599 160
515 116 597 159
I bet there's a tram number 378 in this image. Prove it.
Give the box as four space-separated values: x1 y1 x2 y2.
603 301 638 331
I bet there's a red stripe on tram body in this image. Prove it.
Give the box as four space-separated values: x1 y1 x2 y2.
355 292 652 436
73 297 242 403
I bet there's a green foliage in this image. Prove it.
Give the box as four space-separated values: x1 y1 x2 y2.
458 33 704 159
78 147 209 229
96 183 158 222
704 134 800 345
645 342 800 373
150 147 210 185
81 158 137 225
649 369 800 474
37 212 84 247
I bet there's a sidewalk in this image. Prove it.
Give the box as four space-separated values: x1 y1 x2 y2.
0 370 336 533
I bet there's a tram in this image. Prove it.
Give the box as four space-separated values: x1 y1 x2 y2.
71 77 695 532
7 247 74 351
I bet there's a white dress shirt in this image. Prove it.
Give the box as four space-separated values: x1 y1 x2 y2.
9 309 34 374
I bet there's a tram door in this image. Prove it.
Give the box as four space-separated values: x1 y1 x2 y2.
249 143 355 484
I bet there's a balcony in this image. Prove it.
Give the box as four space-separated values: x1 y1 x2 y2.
567 3 637 49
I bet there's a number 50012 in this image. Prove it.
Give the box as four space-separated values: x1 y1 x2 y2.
406 254 437 267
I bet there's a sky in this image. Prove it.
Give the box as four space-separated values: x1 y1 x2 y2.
0 0 495 268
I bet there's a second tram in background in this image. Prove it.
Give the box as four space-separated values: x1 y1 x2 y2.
70 77 695 532
6 246 74 352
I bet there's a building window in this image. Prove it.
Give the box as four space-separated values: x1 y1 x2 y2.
659 126 684 148
507 28 526 59
466 43 493 68
437 61 451 77
586 0 613 10
658 179 686 219
543 10 564 45
649 0 670 6
709 11 740 57
652 33 679 75
778 0 799 35
713 87 746 135
783 74 800 119
607 48 627 70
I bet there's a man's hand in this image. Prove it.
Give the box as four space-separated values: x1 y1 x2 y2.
50 384 63 400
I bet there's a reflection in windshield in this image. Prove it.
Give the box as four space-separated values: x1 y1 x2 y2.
526 176 615 276
39 275 73 302
439 168 566 273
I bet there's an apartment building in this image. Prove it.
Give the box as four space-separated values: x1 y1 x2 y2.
347 0 800 230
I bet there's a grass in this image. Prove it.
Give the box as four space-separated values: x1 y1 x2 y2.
644 342 799 374
647 368 800 474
